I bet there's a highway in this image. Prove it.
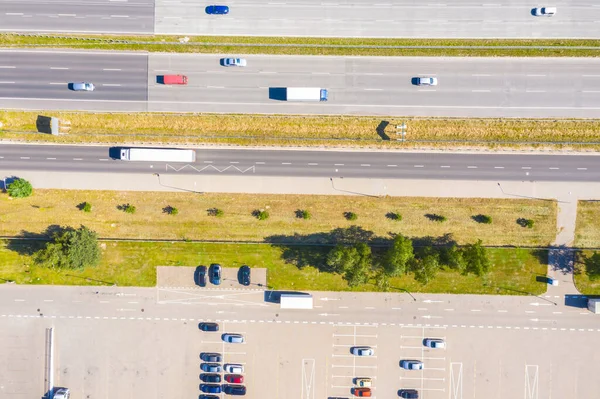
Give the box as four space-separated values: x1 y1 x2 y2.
2 0 600 38
0 0 155 34
1 144 599 182
2 51 600 118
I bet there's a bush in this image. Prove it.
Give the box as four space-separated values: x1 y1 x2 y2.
252 209 269 220
77 202 92 213
35 225 100 270
344 212 358 221
296 209 311 220
517 218 535 228
7 178 33 198
208 208 224 217
163 206 178 215
473 214 492 224
425 213 446 223
386 212 402 221
118 203 136 214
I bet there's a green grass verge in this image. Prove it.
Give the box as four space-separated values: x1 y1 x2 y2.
575 201 600 248
0 240 548 295
2 34 600 57
2 110 600 150
574 250 600 295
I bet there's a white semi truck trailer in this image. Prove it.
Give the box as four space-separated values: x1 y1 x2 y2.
285 87 328 102
119 148 196 162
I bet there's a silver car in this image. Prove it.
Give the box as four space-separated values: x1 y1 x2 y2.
224 363 244 374
400 360 424 370
70 82 95 91
351 346 374 356
416 77 437 86
424 338 446 349
534 7 556 16
222 58 247 67
222 333 244 343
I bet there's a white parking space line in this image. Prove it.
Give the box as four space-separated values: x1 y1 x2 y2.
332 364 378 368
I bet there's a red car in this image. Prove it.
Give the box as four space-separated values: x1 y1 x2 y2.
353 388 371 397
225 374 244 384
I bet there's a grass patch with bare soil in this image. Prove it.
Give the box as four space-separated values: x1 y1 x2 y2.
0 240 548 294
0 189 556 246
2 110 600 150
575 201 600 248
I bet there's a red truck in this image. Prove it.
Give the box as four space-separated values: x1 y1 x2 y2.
161 75 188 85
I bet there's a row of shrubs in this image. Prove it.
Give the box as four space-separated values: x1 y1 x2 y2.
76 202 535 228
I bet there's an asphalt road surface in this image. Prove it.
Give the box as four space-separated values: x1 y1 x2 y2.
1 144 599 182
0 0 155 34
3 51 600 118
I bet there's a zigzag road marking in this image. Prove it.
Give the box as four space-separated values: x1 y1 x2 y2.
167 164 256 173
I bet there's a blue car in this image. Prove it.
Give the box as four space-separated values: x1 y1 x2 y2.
206 5 229 14
210 264 222 285
200 384 222 394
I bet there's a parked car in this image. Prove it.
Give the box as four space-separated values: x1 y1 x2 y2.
424 338 445 349
199 322 219 332
224 385 247 395
398 389 419 399
210 263 222 285
201 363 222 373
222 58 247 67
224 364 244 374
239 265 251 286
351 346 374 356
415 77 437 86
201 352 222 362
354 378 371 387
195 265 207 286
206 5 229 14
70 82 95 91
225 374 244 384
533 7 556 16
200 374 222 383
352 388 371 397
53 389 70 399
400 360 424 370
222 333 244 343
199 396 219 399
200 384 222 394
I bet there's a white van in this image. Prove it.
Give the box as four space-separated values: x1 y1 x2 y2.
534 7 556 16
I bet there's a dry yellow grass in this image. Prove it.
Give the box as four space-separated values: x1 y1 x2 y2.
575 201 600 248
2 110 600 150
0 190 556 246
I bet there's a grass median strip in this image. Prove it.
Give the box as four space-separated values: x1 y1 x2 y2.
0 240 548 294
0 190 556 246
2 110 600 150
575 201 600 248
2 34 600 57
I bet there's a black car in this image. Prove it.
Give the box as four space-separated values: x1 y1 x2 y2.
199 322 219 332
200 396 219 399
224 385 246 396
200 374 222 383
195 265 207 287
239 265 251 286
200 352 222 362
200 384 222 394
210 263 222 285
398 389 419 399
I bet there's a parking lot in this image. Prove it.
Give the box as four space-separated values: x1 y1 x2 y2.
2 313 600 399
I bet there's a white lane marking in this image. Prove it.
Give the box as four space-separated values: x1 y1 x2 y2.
229 161 239 164
497 310 508 312
582 90 600 93
308 163 318 165
110 15 130 18
521 167 532 169
472 90 490 93
14 299 25 302
207 86 224 89
334 163 344 166
549 167 559 170
46 157 56 160
364 88 383 91
0 81 15 84
363 73 384 76
43 299 54 302
6 13 24 16
472 74 491 76
471 309 481 312
99 158 109 161
73 158 83 161
103 68 122 71
527 74 546 77
50 67 69 70
281 162 291 165
418 89 437 92
440 165 450 168
526 90 546 93
0 66 16 68
102 83 121 87
414 165 424 168
20 157 30 160
203 161 213 163
387 164 397 167
467 166 477 168
259 71 276 74
494 166 504 169
255 162 265 164
582 74 600 77
58 14 76 17
311 72 330 75
360 164 370 167
577 167 588 170
48 82 66 85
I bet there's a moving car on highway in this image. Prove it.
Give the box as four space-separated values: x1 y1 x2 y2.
400 360 424 370
351 346 374 356
206 5 229 14
533 7 556 16
415 77 437 86
222 58 247 67
70 82 94 91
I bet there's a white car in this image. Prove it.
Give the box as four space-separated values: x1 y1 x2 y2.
424 338 446 349
534 7 556 16
400 360 424 370
224 363 244 374
222 58 247 67
351 346 374 356
53 388 70 399
70 82 94 91
416 77 437 86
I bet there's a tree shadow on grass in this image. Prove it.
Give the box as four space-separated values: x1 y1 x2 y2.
5 225 64 256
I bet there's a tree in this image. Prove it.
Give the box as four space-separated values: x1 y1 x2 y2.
411 255 440 285
374 270 390 292
326 243 372 287
462 239 490 276
440 244 467 273
35 225 101 270
584 252 600 281
382 234 414 276
7 178 33 198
